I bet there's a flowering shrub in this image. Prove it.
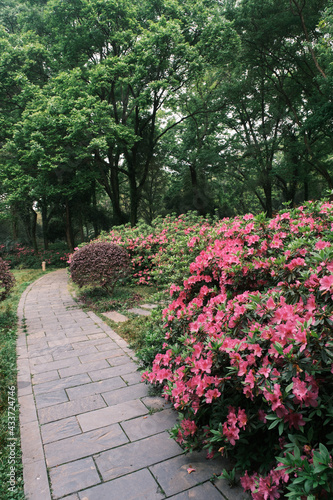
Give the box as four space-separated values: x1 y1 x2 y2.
0 258 15 301
142 200 333 499
96 212 216 287
69 242 130 295
0 243 70 269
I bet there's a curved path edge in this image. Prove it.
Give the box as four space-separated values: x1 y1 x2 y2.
17 275 53 500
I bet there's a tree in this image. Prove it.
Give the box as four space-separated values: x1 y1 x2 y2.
39 0 237 224
218 0 333 215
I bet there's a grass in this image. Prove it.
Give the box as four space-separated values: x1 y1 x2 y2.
72 281 159 314
71 279 160 338
0 269 49 500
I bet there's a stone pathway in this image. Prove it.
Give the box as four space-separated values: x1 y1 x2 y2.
17 269 248 500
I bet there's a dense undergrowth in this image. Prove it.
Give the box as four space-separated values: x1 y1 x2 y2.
78 199 333 499
0 242 70 269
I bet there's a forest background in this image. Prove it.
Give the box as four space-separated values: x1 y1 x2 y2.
0 0 332 254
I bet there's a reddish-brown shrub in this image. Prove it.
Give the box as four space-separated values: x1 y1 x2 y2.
69 242 130 295
0 258 15 301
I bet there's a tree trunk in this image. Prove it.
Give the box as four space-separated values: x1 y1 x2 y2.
41 200 49 250
189 164 207 215
31 208 39 255
65 199 75 252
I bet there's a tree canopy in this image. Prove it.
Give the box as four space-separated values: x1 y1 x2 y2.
0 0 332 249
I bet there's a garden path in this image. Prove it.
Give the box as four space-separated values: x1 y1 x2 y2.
17 269 249 500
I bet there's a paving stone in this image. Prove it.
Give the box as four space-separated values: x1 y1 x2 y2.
23 459 51 500
58 359 111 378
33 373 91 395
28 345 59 358
114 338 128 348
61 328 85 337
140 303 158 310
67 327 103 337
106 354 134 368
95 342 122 352
78 350 119 364
102 311 128 322
86 310 105 324
21 421 44 464
87 332 107 340
103 330 124 341
31 370 60 385
41 417 82 444
102 383 149 407
27 331 46 340
38 394 106 424
104 350 126 362
78 468 164 500
127 307 152 316
52 346 98 361
27 337 49 347
121 408 178 441
49 457 100 499
89 361 138 382
121 371 143 385
34 388 69 409
95 431 182 481
19 393 38 424
17 378 32 397
149 451 228 497
29 353 53 365
78 399 148 432
142 396 172 410
66 376 126 400
45 423 128 467
70 338 108 349
167 481 225 499
30 356 81 375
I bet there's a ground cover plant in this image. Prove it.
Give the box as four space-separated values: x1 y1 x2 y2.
137 199 333 499
0 268 46 500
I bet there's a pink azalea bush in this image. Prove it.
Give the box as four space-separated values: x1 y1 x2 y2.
96 212 216 287
141 200 333 499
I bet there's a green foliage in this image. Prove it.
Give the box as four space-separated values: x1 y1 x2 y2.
69 242 130 295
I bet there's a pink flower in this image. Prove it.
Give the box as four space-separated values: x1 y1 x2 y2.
258 410 267 423
222 422 240 446
315 240 331 249
237 408 248 429
181 419 197 436
205 388 221 403
241 471 257 491
319 275 333 293
284 411 306 430
257 475 281 499
263 384 283 411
